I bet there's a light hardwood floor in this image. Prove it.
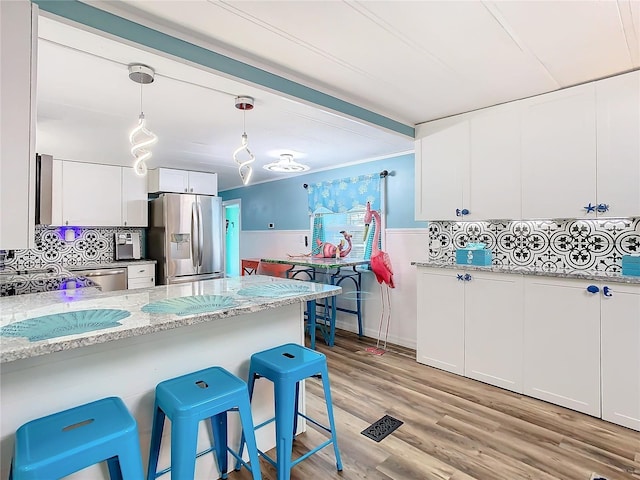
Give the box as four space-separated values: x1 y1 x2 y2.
229 330 640 480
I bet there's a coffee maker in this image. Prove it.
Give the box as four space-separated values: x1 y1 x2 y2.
114 232 141 260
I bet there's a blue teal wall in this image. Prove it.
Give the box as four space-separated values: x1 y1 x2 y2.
220 153 425 230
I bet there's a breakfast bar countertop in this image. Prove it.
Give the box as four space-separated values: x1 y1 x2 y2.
411 260 640 284
0 275 341 363
260 256 370 269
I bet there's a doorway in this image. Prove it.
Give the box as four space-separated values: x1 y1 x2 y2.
223 200 241 277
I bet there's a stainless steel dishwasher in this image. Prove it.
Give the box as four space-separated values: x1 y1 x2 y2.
73 267 127 292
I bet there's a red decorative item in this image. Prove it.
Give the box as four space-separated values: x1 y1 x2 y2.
363 202 394 355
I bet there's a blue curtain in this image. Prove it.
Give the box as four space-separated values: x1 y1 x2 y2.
308 174 382 260
307 173 381 214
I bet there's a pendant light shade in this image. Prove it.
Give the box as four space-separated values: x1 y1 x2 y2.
233 96 255 185
264 153 310 173
128 64 157 176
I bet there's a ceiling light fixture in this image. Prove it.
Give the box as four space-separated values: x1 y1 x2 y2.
264 153 310 173
128 64 157 176
233 96 255 186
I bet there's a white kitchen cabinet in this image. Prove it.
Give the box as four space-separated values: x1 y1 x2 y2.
595 70 640 218
121 167 148 227
464 270 523 393
60 162 122 226
0 0 37 249
601 282 640 431
523 276 601 417
148 168 217 195
416 266 524 388
521 83 597 220
416 267 465 374
415 103 522 221
468 105 522 220
127 263 155 290
415 121 468 221
186 170 218 195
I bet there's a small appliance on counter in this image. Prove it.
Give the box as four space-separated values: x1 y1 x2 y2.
115 233 141 261
456 243 493 266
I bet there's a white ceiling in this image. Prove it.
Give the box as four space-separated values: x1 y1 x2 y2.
37 1 640 191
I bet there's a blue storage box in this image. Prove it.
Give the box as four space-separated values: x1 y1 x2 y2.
622 255 640 276
455 248 493 266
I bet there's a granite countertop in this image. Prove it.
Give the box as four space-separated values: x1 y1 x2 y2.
261 256 370 269
411 261 640 284
0 275 341 363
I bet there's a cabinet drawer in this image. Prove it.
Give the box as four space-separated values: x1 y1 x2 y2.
128 277 155 290
127 264 155 279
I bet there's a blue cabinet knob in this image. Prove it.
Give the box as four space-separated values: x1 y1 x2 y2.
586 285 599 294
455 208 470 217
584 203 596 213
603 286 612 297
597 203 609 213
457 274 464 281
464 274 472 281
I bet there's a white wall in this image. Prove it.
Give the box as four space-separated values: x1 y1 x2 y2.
240 228 428 349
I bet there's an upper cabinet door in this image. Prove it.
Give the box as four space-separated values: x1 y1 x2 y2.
188 171 218 196
61 162 122 226
596 70 640 218
415 120 468 221
0 1 37 249
521 83 597 220
148 168 189 193
122 167 148 227
469 105 521 220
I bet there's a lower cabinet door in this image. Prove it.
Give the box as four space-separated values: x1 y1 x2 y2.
416 268 464 374
523 277 601 416
601 283 640 430
127 277 155 290
465 272 524 393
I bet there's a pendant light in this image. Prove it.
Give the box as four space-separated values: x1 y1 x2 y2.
128 64 157 176
233 96 255 185
264 153 310 173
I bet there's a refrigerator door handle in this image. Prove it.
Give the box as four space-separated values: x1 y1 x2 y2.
197 201 204 266
191 202 198 269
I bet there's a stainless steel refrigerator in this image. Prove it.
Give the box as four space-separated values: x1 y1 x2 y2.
148 193 224 284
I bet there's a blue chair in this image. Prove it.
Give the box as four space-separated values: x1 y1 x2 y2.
10 396 143 480
147 366 261 480
237 343 342 480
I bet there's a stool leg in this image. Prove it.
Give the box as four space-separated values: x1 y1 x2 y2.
235 368 257 470
107 457 123 480
210 412 228 479
237 395 262 480
116 433 145 480
320 366 343 471
292 381 300 436
146 404 165 480
274 380 297 480
171 420 199 479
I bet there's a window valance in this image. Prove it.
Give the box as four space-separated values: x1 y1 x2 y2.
307 173 381 215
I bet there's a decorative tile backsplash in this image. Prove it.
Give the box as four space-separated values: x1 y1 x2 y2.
429 217 639 272
2 226 146 270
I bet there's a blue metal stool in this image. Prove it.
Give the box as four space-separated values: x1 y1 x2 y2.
10 396 143 480
237 343 342 480
147 366 261 480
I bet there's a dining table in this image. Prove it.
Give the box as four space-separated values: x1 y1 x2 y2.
259 256 370 348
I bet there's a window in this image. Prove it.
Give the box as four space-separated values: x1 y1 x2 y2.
314 210 367 258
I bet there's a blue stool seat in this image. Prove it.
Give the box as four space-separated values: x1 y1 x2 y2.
10 396 143 480
147 366 261 480
237 343 342 480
